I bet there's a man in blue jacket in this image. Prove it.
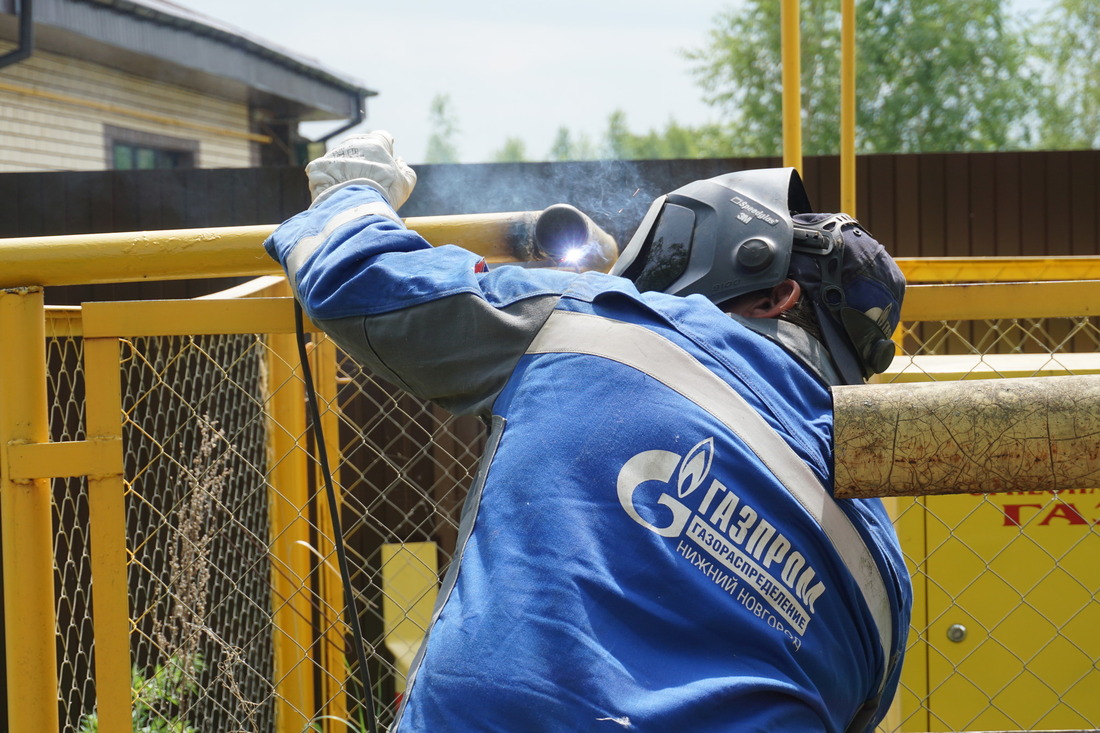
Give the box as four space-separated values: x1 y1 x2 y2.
265 131 912 732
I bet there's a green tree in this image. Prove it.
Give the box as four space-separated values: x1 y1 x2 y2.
1032 0 1100 149
549 126 598 161
859 0 1035 152
425 93 460 163
599 111 725 160
686 0 1035 155
604 110 634 159
492 136 529 163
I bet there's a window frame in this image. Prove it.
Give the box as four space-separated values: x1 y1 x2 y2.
105 125 199 170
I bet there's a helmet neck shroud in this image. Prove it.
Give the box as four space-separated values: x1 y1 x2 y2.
791 215 898 383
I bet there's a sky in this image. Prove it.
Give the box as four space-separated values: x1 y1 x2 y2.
176 0 1051 166
173 0 728 164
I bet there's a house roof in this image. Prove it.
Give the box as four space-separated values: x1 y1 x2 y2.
2 0 375 123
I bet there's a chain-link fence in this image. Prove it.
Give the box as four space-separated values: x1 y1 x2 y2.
35 294 487 732
886 313 1100 732
21 287 1100 733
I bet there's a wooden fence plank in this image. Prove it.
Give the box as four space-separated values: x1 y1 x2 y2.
994 152 1023 257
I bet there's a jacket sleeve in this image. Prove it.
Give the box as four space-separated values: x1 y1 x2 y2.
264 184 579 415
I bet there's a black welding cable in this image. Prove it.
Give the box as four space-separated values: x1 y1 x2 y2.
294 299 378 733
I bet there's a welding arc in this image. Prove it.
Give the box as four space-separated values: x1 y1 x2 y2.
533 203 617 267
294 299 379 733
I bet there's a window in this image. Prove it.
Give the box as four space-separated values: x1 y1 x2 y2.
105 125 198 170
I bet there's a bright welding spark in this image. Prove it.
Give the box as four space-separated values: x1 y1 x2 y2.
562 247 586 265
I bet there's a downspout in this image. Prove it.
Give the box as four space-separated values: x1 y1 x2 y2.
0 0 34 70
313 89 367 146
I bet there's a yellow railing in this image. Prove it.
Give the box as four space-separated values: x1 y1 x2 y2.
1 223 1097 733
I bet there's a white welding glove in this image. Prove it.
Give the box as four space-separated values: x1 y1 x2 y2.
306 130 417 210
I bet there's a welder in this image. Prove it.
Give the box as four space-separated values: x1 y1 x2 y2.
264 131 912 733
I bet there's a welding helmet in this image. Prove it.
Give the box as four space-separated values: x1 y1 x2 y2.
611 168 905 384
611 168 812 304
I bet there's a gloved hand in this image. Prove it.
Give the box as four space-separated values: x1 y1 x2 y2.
306 130 417 210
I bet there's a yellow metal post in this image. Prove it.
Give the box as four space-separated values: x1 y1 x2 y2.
84 336 132 733
266 322 316 731
0 287 60 733
840 0 857 216
780 0 803 171
312 336 349 731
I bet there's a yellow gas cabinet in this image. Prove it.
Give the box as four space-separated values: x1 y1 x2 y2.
887 358 1100 731
896 491 1099 731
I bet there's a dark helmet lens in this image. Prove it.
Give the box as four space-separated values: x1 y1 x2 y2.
632 203 696 293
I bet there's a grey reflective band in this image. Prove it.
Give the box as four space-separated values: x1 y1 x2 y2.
526 309 894 696
286 202 402 288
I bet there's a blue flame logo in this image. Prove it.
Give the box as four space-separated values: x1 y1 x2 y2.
677 438 714 499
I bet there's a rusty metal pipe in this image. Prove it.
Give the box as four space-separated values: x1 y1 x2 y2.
834 374 1100 498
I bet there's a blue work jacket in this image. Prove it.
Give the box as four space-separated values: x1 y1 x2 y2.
265 185 911 733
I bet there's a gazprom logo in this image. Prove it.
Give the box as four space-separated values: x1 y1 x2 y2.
617 438 713 537
616 437 828 621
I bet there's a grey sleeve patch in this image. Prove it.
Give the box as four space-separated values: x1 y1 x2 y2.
316 292 560 415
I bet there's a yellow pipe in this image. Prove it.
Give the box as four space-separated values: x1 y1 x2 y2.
0 209 619 289
840 0 857 216
5 438 121 480
0 287 60 733
780 0 803 171
84 337 133 733
45 306 83 338
313 336 349 731
0 80 272 144
896 256 1100 283
0 225 280 287
81 297 308 338
6 226 1099 293
902 281 1100 321
265 282 317 731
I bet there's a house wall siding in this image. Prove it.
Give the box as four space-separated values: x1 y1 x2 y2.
0 40 255 172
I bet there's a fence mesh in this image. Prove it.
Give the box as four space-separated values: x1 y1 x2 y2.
121 334 274 733
888 315 1100 733
46 325 95 731
40 310 1100 733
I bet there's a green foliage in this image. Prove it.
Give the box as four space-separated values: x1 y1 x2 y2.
474 1 1096 160
492 136 529 163
1031 0 1100 149
601 110 729 160
685 0 790 157
78 654 205 733
548 126 598 161
857 0 1036 152
425 93 460 164
685 0 1035 155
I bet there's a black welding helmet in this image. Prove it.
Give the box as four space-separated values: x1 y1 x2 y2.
611 168 905 384
611 168 813 305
